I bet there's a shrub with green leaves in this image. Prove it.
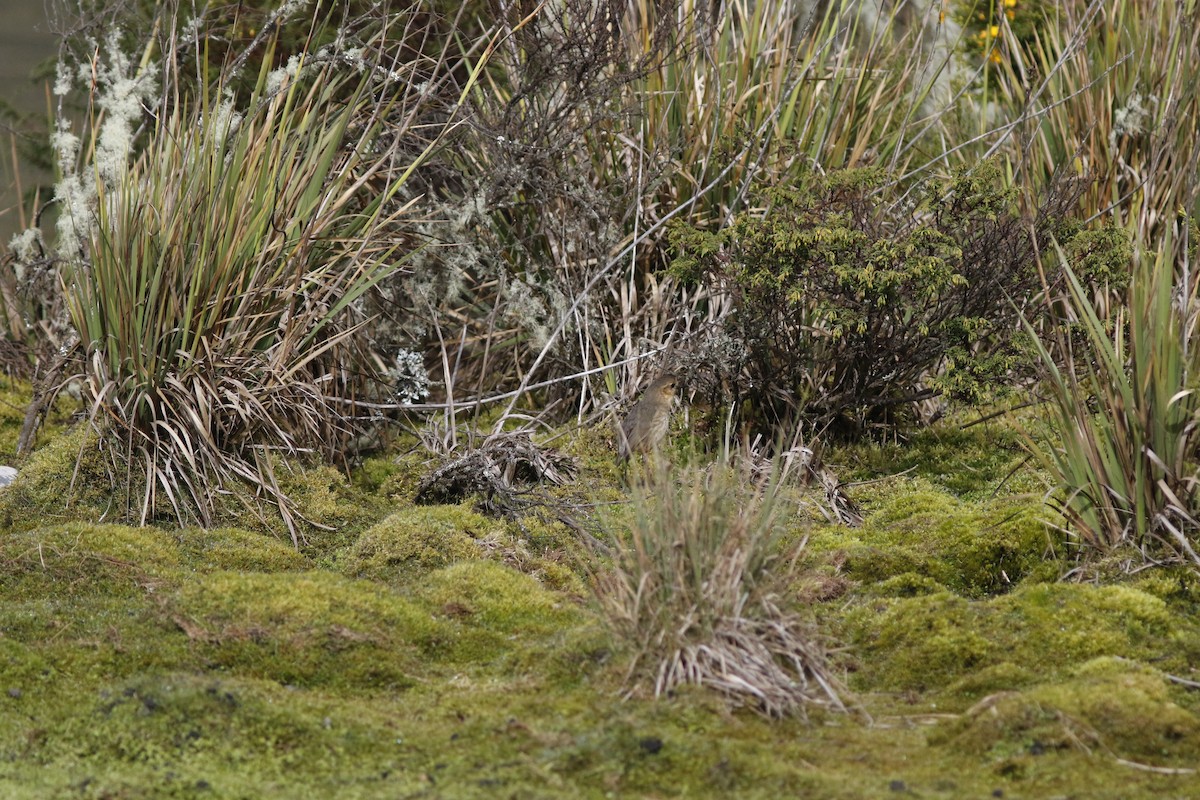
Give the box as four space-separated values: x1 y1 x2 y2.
669 162 1086 437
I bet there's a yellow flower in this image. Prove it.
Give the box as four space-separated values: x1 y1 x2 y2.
990 24 1001 37
1004 0 1017 6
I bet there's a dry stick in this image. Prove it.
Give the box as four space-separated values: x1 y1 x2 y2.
491 61 815 431
1166 673 1200 690
1114 759 1196 776
336 349 673 415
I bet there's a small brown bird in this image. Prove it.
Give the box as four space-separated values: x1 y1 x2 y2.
618 374 678 460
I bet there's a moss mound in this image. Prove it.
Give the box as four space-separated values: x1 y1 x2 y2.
423 560 576 634
810 479 1057 597
174 526 311 573
0 426 129 530
932 657 1200 764
844 582 1185 698
0 422 384 548
0 522 181 596
2 414 1199 798
225 461 387 552
339 504 497 582
171 571 440 691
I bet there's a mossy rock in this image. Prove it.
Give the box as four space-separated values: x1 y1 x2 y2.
172 571 440 691
339 504 497 583
844 582 1185 699
931 658 1200 764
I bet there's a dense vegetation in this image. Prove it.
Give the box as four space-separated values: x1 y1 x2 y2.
1 0 1199 796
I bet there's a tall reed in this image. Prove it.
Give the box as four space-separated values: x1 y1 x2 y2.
1026 228 1200 565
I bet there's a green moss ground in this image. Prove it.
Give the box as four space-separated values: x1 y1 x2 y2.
2 410 1199 797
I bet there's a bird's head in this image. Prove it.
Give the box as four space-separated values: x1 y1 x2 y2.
651 374 678 400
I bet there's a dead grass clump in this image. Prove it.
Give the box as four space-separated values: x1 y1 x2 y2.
594 462 848 718
414 431 579 514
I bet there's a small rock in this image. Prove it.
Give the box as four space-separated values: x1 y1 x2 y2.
638 736 663 755
889 780 907 792
7 688 21 699
0 465 16 487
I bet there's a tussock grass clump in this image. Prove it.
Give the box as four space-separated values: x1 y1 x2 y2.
66 55 400 535
45 12 501 539
595 462 847 718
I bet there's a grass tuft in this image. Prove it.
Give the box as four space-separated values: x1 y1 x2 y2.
595 459 848 718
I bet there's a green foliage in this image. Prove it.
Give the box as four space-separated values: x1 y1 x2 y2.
53 9 504 539
957 0 1055 71
6 0 1200 794
669 162 1074 436
1064 224 1134 290
989 0 1200 251
67 52 395 534
394 0 969 415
